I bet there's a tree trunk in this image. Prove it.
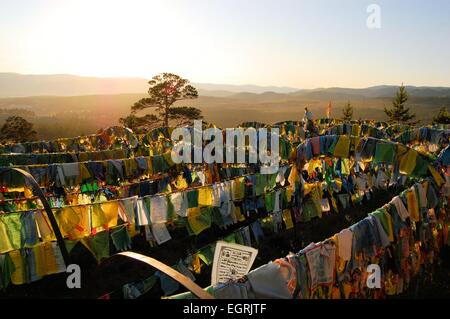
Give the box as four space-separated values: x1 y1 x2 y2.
164 106 169 127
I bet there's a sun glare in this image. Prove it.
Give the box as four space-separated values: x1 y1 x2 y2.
26 0 186 78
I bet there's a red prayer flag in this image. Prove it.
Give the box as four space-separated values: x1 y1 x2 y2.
326 101 332 119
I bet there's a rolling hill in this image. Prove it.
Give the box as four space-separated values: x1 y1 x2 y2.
0 73 448 139
0 73 299 97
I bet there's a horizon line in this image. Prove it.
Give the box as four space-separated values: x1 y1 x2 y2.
1 71 450 90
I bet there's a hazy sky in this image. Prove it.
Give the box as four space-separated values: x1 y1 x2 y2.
1 0 449 88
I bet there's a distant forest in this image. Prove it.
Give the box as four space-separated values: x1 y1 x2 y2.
0 92 448 140
0 108 35 116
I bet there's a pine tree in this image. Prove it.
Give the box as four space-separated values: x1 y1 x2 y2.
432 107 450 124
0 116 37 143
384 84 415 124
342 102 353 122
131 73 202 128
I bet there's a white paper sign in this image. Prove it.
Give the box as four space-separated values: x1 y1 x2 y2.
151 223 172 245
211 241 258 285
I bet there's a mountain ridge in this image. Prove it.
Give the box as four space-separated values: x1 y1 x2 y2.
1 72 450 99
0 73 299 97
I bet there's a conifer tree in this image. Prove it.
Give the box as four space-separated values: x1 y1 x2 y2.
432 106 450 124
384 84 415 124
342 102 353 122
